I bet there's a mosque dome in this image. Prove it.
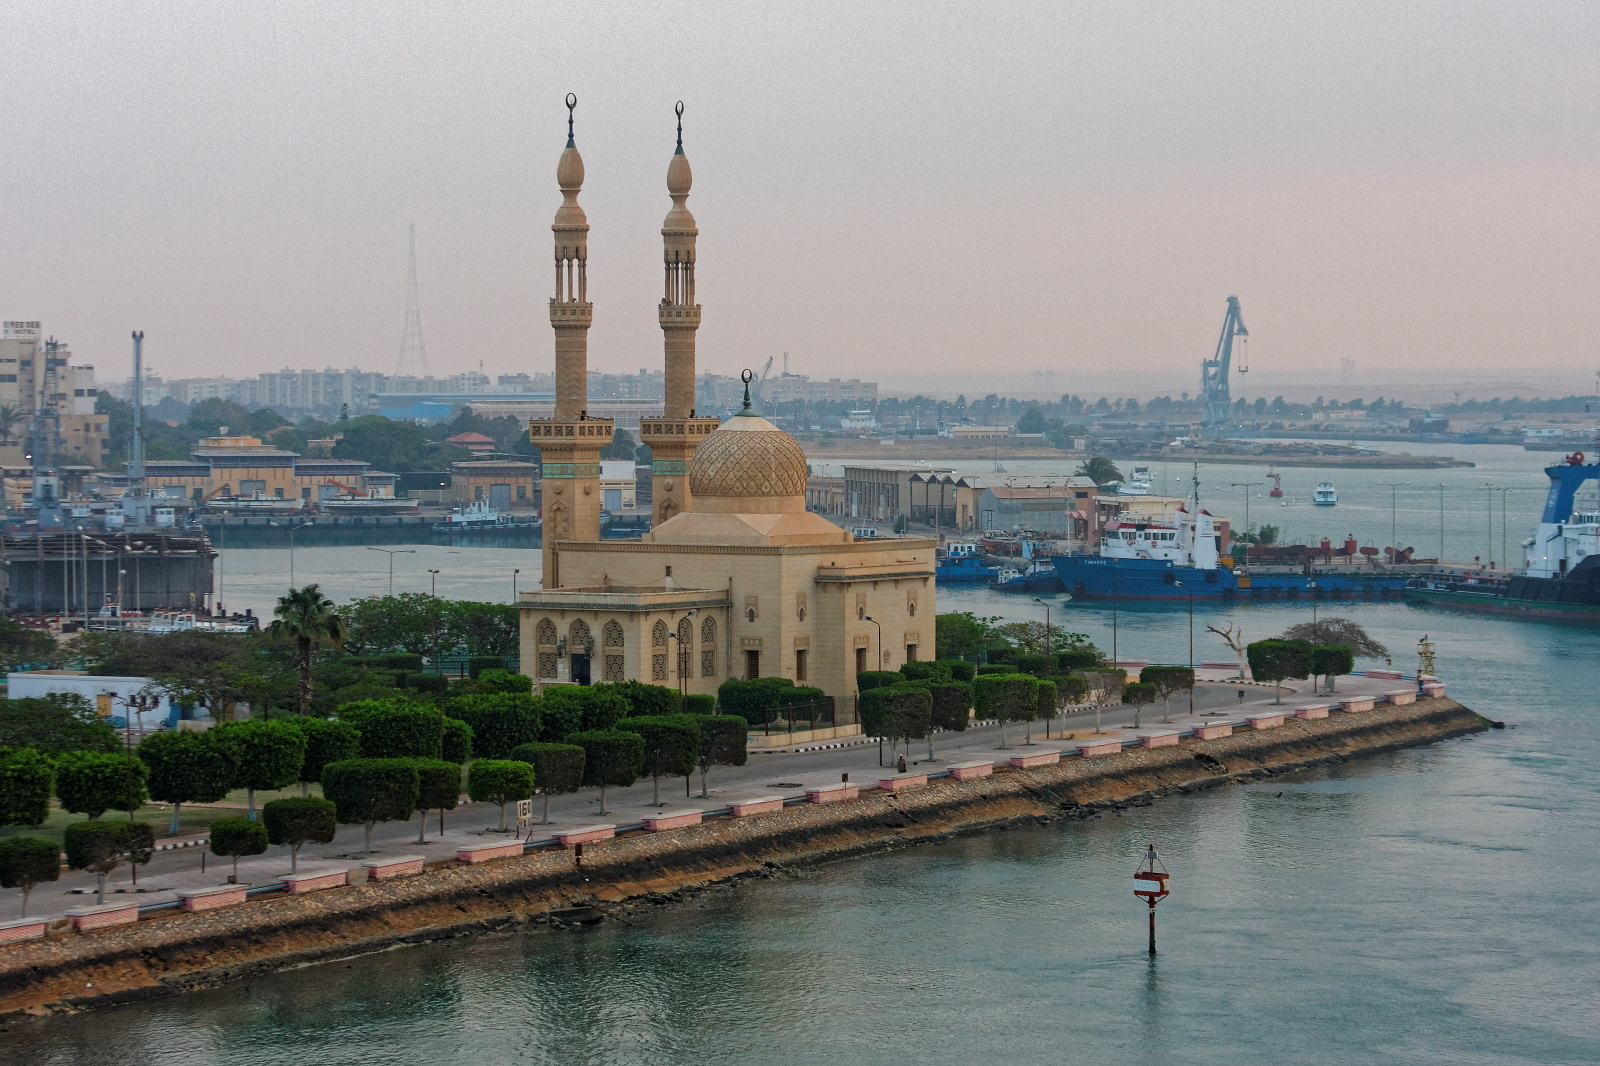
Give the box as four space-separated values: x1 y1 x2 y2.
688 408 809 513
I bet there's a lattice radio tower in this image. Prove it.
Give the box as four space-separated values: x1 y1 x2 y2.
395 223 429 377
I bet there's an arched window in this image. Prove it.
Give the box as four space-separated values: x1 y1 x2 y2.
535 618 558 679
676 617 693 682
602 620 625 682
699 616 717 677
569 619 591 655
651 620 669 681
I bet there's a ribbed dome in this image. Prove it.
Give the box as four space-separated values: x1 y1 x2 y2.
689 410 809 512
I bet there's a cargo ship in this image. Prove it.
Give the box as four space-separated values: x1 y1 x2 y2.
1405 452 1600 622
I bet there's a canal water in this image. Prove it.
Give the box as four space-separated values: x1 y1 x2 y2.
11 442 1600 1063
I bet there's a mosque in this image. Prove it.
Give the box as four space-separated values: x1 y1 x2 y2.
518 98 935 704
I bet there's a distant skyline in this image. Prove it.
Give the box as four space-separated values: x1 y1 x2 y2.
3 2 1597 396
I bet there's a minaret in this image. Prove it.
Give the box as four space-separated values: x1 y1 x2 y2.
639 101 721 527
529 94 613 589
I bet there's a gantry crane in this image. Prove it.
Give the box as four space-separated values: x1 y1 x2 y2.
1200 296 1249 436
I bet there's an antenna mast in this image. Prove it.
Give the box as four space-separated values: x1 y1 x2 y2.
395 223 429 378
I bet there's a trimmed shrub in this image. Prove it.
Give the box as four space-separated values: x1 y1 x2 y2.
262 796 337 874
65 820 153 903
1247 639 1313 704
687 714 747 798
899 660 953 683
413 759 462 840
55 750 148 820
446 693 542 759
338 698 444 759
403 672 449 695
1313 644 1356 692
598 680 681 717
566 729 645 815
1009 652 1055 677
509 742 585 823
1057 648 1103 672
138 731 233 835
0 835 61 916
939 659 977 682
1140 666 1195 722
290 717 361 792
209 816 269 882
378 653 426 672
1081 669 1127 704
1056 673 1089 704
976 664 1011 676
715 678 795 727
467 655 504 679
682 693 716 715
617 715 700 805
467 759 536 831
859 684 933 761
1123 681 1158 725
972 673 1039 747
1035 679 1059 726
537 695 584 744
441 718 474 763
321 758 420 855
927 682 973 732
214 719 307 818
0 748 56 828
855 671 903 692
543 686 630 732
476 669 533 695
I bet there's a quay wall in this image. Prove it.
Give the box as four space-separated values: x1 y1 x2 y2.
0 696 1489 1019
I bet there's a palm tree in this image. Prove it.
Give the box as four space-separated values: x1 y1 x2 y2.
268 584 345 715
1075 455 1123 487
0 404 24 444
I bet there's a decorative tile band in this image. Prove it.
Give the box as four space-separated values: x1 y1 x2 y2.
541 463 602 479
651 460 689 475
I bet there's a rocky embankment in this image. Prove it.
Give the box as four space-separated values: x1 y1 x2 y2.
0 696 1488 1020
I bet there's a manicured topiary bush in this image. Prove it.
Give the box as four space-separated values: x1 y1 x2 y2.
617 715 700 806
412 759 462 840
899 660 952 683
0 835 60 916
855 671 903 692
65 820 153 903
214 719 307 819
687 714 747 798
321 758 420 855
939 659 977 682
0 748 56 829
440 718 474 763
1057 648 1103 672
926 682 973 733
509 742 585 823
972 673 1039 748
1009 652 1054 677
289 717 361 795
55 750 148 820
598 680 681 717
859 684 933 764
542 686 630 733
262 796 337 874
476 669 533 695
1313 644 1356 692
138 730 233 835
445 693 542 759
210 816 269 883
1035 679 1059 737
467 656 505 679
566 729 645 815
467 759 537 831
1247 639 1313 704
338 698 444 759
682 693 716 715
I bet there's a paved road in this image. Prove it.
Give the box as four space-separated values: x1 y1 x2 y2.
13 674 1406 921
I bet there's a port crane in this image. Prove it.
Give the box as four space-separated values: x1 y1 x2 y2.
1200 295 1249 436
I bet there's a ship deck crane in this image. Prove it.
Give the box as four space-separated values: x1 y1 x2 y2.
1200 296 1249 436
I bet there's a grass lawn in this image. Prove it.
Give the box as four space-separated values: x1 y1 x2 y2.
0 783 326 845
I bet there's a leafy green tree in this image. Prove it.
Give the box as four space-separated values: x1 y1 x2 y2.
0 836 60 917
338 698 445 758
567 730 645 816
441 719 473 763
413 759 462 841
617 715 699 806
1279 618 1388 659
1247 639 1314 704
544 686 631 733
333 415 436 473
445 693 541 759
1056 673 1089 705
860 685 933 765
339 594 443 656
1075 456 1123 486
1140 666 1195 724
65 820 153 903
996 622 1096 658
1124 681 1158 727
1034 679 1059 739
0 693 120 754
598 680 682 717
321 758 420 856
686 715 747 799
1312 644 1356 693
0 614 60 672
290 717 361 795
934 612 1003 660
972 673 1039 749
0 748 55 828
262 796 337 874
475 669 533 695
138 730 233 835
210 817 269 882
900 660 953 683
855 671 904 692
926 682 973 736
467 759 537 831
509 742 585 823
56 750 148 819
268 584 346 715
214 720 307 819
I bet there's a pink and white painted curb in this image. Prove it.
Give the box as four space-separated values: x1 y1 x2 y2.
281 868 349 894
1194 723 1233 740
1247 713 1286 730
946 759 995 780
362 855 425 881
456 840 525 864
0 917 48 943
806 783 860 803
727 796 784 817
878 773 928 792
554 825 616 846
643 809 704 831
177 885 249 912
1139 732 1180 750
1009 750 1062 767
1295 704 1330 720
1076 740 1121 758
65 902 139 931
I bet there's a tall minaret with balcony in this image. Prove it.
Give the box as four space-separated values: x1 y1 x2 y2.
530 94 612 589
639 102 721 526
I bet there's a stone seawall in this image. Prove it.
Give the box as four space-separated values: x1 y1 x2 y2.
0 696 1488 1019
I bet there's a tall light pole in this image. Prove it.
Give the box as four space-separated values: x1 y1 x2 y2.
427 568 440 597
1033 596 1053 737
367 547 416 597
512 568 521 602
1438 483 1445 563
269 520 314 589
1377 482 1407 563
1230 481 1262 533
1308 577 1319 693
1501 488 1511 569
861 613 883 671
1173 580 1194 720
1110 554 1119 667
1485 482 1494 567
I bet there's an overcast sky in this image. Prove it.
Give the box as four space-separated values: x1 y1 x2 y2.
3 1 1597 397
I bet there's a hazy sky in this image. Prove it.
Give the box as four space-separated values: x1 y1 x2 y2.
3 2 1597 397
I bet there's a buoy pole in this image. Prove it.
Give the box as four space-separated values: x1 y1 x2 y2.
1148 904 1157 955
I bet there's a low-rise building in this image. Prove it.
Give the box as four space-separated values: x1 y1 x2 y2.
451 460 540 510
142 436 394 503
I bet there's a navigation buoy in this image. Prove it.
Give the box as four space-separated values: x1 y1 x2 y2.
1134 843 1170 955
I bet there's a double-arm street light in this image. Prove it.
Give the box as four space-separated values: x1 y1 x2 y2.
269 520 314 589
367 547 416 596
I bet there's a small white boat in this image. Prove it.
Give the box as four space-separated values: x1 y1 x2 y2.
443 500 503 526
1313 482 1338 506
1118 465 1153 496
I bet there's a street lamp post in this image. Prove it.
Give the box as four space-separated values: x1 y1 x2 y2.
1377 482 1408 564
367 547 416 596
427 569 440 597
1230 481 1263 533
1173 580 1194 721
513 568 521 602
861 613 883 671
1309 577 1319 693
269 520 314 589
1033 597 1052 737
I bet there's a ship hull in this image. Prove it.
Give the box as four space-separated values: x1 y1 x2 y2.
1406 573 1600 624
1053 554 1237 600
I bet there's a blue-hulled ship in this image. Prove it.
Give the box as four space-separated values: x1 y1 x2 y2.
1054 506 1237 599
936 542 1000 583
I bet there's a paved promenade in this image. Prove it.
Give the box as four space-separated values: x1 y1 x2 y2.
8 673 1413 924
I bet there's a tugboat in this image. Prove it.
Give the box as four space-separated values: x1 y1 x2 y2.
1117 465 1153 496
1406 451 1600 622
1313 482 1338 506
936 542 1001 583
1053 506 1236 599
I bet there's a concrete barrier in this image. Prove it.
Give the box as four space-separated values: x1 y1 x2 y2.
1422 682 1445 698
456 840 524 864
281 868 349 894
1336 697 1376 713
1139 731 1180 750
553 825 615 846
1076 740 1122 758
1247 713 1286 730
1194 723 1233 740
946 759 994 780
1387 689 1417 706
878 773 928 791
1295 704 1330 720
805 783 860 804
0 917 48 944
642 809 703 831
362 855 425 881
1365 669 1403 680
1009 750 1062 768
727 796 784 817
177 885 249 912
65 902 139 932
